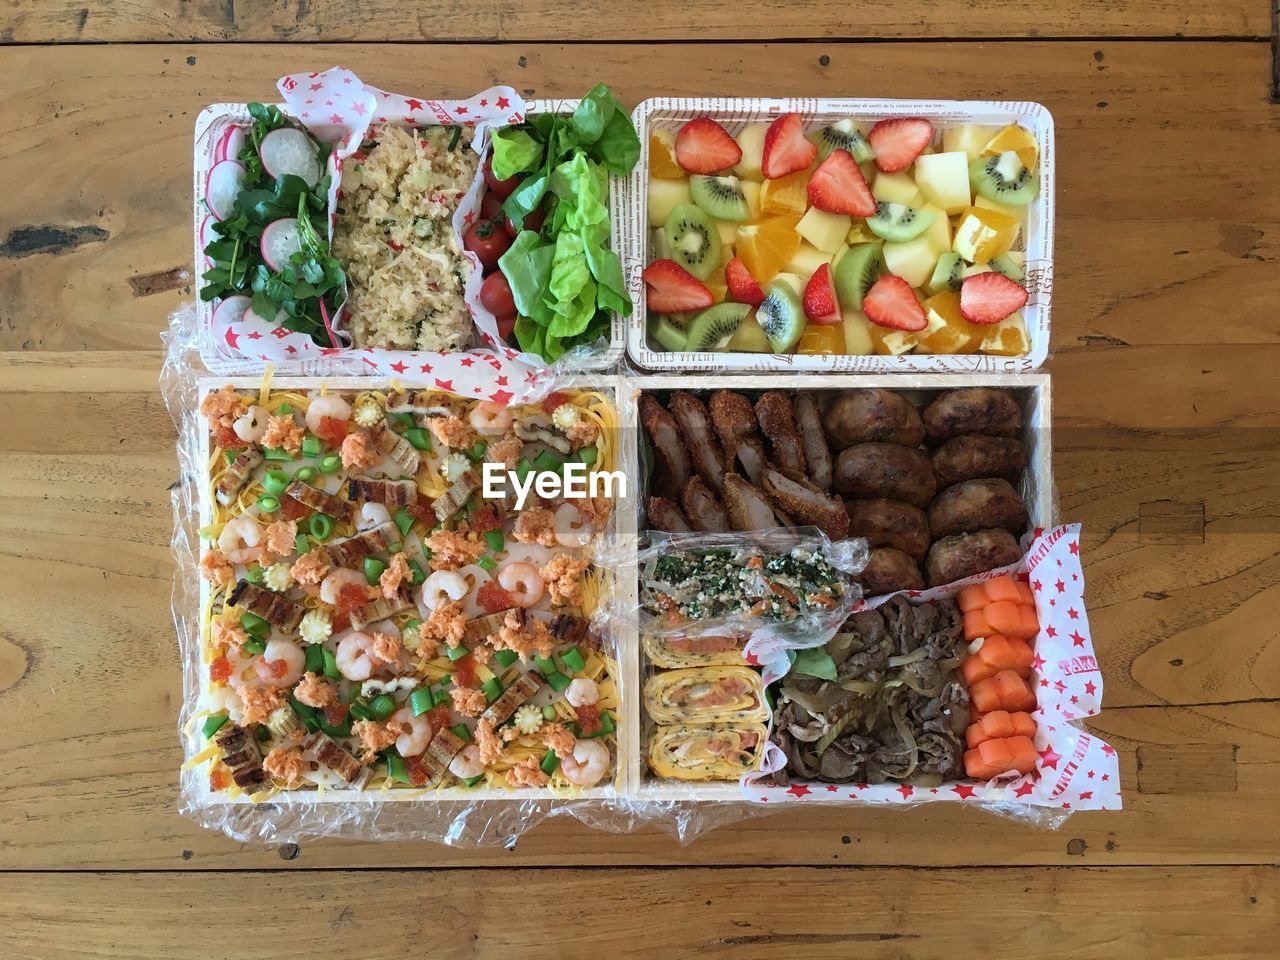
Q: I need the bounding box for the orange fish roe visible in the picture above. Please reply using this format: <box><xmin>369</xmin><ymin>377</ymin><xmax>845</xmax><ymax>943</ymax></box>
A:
<box><xmin>506</xmin><ymin>755</ymin><xmax>550</xmax><ymax>788</ymax></box>
<box><xmin>426</xmin><ymin>704</ymin><xmax>452</xmax><ymax>735</ymax></box>
<box><xmin>539</xmin><ymin>554</ymin><xmax>589</xmax><ymax>608</ymax></box>
<box><xmin>209</xmin><ymin>767</ymin><xmax>231</xmax><ymax>791</ymax></box>
<box><xmin>261</xmin><ymin>414</ymin><xmax>305</xmax><ymax>455</ymax></box>
<box><xmin>209</xmin><ymin>655</ymin><xmax>233</xmax><ymax>683</ymax></box>
<box><xmin>322</xmin><ymin>702</ymin><xmax>350</xmax><ymax>727</ymax></box>
<box><xmin>451</xmin><ymin>653</ymin><xmax>479</xmax><ymax>688</ymax></box>
<box><xmin>340</xmin><ymin>428</ymin><xmax>381</xmax><ymax>472</ymax></box>
<box><xmin>450</xmin><ymin>686</ymin><xmax>488</xmax><ymax>718</ymax></box>
<box><xmin>314</xmin><ymin>415</ymin><xmax>349</xmax><ymax>448</ymax></box>
<box><xmin>200</xmin><ymin>549</ymin><xmax>236</xmax><ymax>587</ymax></box>
<box><xmin>475</xmin><ymin>581</ymin><xmax>514</xmax><ymax>613</ymax></box>
<box><xmin>575</xmin><ymin>704</ymin><xmax>602</xmax><ymax>736</ymax></box>
<box><xmin>512</xmin><ymin>507</ymin><xmax>558</xmax><ymax>547</ymax></box>
<box><xmin>425</xmin><ymin>529</ymin><xmax>485</xmax><ymax>571</ymax></box>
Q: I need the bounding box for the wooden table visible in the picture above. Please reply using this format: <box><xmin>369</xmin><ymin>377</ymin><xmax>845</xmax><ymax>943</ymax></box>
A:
<box><xmin>1</xmin><ymin>3</ymin><xmax>1277</xmax><ymax>957</ymax></box>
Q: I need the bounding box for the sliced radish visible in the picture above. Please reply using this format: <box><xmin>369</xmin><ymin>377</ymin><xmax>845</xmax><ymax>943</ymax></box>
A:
<box><xmin>211</xmin><ymin>295</ymin><xmax>251</xmax><ymax>333</ymax></box>
<box><xmin>246</xmin><ymin>305</ymin><xmax>288</xmax><ymax>327</ymax></box>
<box><xmin>199</xmin><ymin>215</ymin><xmax>218</xmax><ymax>265</ymax></box>
<box><xmin>260</xmin><ymin>218</ymin><xmax>302</xmax><ymax>271</ymax></box>
<box><xmin>205</xmin><ymin>160</ymin><xmax>245</xmax><ymax>222</ymax></box>
<box><xmin>220</xmin><ymin>126</ymin><xmax>246</xmax><ymax>163</ymax></box>
<box><xmin>260</xmin><ymin>127</ymin><xmax>321</xmax><ymax>188</ymax></box>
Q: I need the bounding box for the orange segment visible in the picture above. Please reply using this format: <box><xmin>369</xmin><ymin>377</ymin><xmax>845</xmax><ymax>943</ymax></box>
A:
<box><xmin>735</xmin><ymin>215</ymin><xmax>801</xmax><ymax>284</ymax></box>
<box><xmin>648</xmin><ymin>130</ymin><xmax>686</xmax><ymax>180</ymax></box>
<box><xmin>981</xmin><ymin>124</ymin><xmax>1039</xmax><ymax>170</ymax></box>
<box><xmin>759</xmin><ymin>168</ymin><xmax>812</xmax><ymax>215</ymax></box>
<box><xmin>978</xmin><ymin>312</ymin><xmax>1031</xmax><ymax>356</ymax></box>
<box><xmin>796</xmin><ymin>323</ymin><xmax>844</xmax><ymax>355</ymax></box>
<box><xmin>917</xmin><ymin>291</ymin><xmax>986</xmax><ymax>354</ymax></box>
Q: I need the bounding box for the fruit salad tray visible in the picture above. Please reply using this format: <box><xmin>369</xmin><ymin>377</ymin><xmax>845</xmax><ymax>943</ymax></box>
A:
<box><xmin>623</xmin><ymin>98</ymin><xmax>1054</xmax><ymax>374</ymax></box>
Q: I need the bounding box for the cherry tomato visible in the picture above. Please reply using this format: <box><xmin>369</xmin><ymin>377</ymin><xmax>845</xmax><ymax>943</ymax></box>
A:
<box><xmin>497</xmin><ymin>314</ymin><xmax>517</xmax><ymax>343</ymax></box>
<box><xmin>464</xmin><ymin>217</ymin><xmax>514</xmax><ymax>272</ymax></box>
<box><xmin>479</xmin><ymin>269</ymin><xmax>517</xmax><ymax>319</ymax></box>
<box><xmin>504</xmin><ymin>202</ymin><xmax>547</xmax><ymax>239</ymax></box>
<box><xmin>484</xmin><ymin>155</ymin><xmax>520</xmax><ymax>198</ymax></box>
<box><xmin>479</xmin><ymin>190</ymin><xmax>502</xmax><ymax>221</ymax></box>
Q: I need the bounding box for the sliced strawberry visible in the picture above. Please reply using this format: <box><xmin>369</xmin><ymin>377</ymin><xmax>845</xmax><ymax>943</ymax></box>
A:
<box><xmin>867</xmin><ymin>117</ymin><xmax>934</xmax><ymax>173</ymax></box>
<box><xmin>807</xmin><ymin>149</ymin><xmax>876</xmax><ymax>217</ymax></box>
<box><xmin>725</xmin><ymin>257</ymin><xmax>765</xmax><ymax>307</ymax></box>
<box><xmin>802</xmin><ymin>263</ymin><xmax>842</xmax><ymax>325</ymax></box>
<box><xmin>960</xmin><ymin>271</ymin><xmax>1029</xmax><ymax>325</ymax></box>
<box><xmin>674</xmin><ymin>118</ymin><xmax>742</xmax><ymax>174</ymax></box>
<box><xmin>862</xmin><ymin>274</ymin><xmax>927</xmax><ymax>331</ymax></box>
<box><xmin>762</xmin><ymin>112</ymin><xmax>818</xmax><ymax>180</ymax></box>
<box><xmin>643</xmin><ymin>259</ymin><xmax>715</xmax><ymax>313</ymax></box>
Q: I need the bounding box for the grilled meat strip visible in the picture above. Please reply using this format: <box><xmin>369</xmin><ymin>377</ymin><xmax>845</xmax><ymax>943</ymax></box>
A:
<box><xmin>646</xmin><ymin>496</ymin><xmax>690</xmax><ymax>532</ymax></box>
<box><xmin>761</xmin><ymin>465</ymin><xmax>850</xmax><ymax>540</ymax></box>
<box><xmin>386</xmin><ymin>390</ymin><xmax>459</xmax><ymax>418</ymax></box>
<box><xmin>721</xmin><ymin>473</ymin><xmax>784</xmax><ymax>531</ymax></box>
<box><xmin>640</xmin><ymin>395</ymin><xmax>690</xmax><ymax>498</ymax></box>
<box><xmin>464</xmin><ymin>607</ymin><xmax>523</xmax><ymax>647</ymax></box>
<box><xmin>286</xmin><ymin>479</ymin><xmax>353</xmax><ymax>522</ymax></box>
<box><xmin>346</xmin><ymin>476</ymin><xmax>419</xmax><ymax>508</ymax></box>
<box><xmin>321</xmin><ymin>521</ymin><xmax>400</xmax><ymax>568</ymax></box>
<box><xmin>794</xmin><ymin>392</ymin><xmax>833</xmax><ymax>492</ymax></box>
<box><xmin>349</xmin><ymin>586</ymin><xmax>415</xmax><ymax>630</ymax></box>
<box><xmin>755</xmin><ymin>391</ymin><xmax>808</xmax><ymax>482</ymax></box>
<box><xmin>304</xmin><ymin>732</ymin><xmax>369</xmax><ymax>786</ymax></box>
<box><xmin>371</xmin><ymin>422</ymin><xmax>422</xmax><ymax>475</ymax></box>
<box><xmin>681</xmin><ymin>477</ymin><xmax>730</xmax><ymax>532</ymax></box>
<box><xmin>549</xmin><ymin>613</ymin><xmax>590</xmax><ymax>647</ymax></box>
<box><xmin>227</xmin><ymin>580</ymin><xmax>305</xmax><ymax>632</ymax></box>
<box><xmin>420</xmin><ymin>729</ymin><xmax>467</xmax><ymax>786</ymax></box>
<box><xmin>214</xmin><ymin>723</ymin><xmax>269</xmax><ymax>790</ymax></box>
<box><xmin>481</xmin><ymin>674</ymin><xmax>542</xmax><ymax>728</ymax></box>
<box><xmin>434</xmin><ymin>470</ymin><xmax>480</xmax><ymax>521</ymax></box>
<box><xmin>216</xmin><ymin>449</ymin><xmax>264</xmax><ymax>506</ymax></box>
<box><xmin>669</xmin><ymin>391</ymin><xmax>726</xmax><ymax>493</ymax></box>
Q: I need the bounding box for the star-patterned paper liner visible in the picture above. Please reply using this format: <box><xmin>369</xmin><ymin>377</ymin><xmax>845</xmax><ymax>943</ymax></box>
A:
<box><xmin>740</xmin><ymin>524</ymin><xmax>1121</xmax><ymax>814</ymax></box>
<box><xmin>197</xmin><ymin>67</ymin><xmax>612</xmax><ymax>405</ymax></box>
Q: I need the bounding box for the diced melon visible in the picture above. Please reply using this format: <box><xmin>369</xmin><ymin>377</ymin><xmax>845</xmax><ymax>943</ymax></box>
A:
<box><xmin>913</xmin><ymin>151</ymin><xmax>972</xmax><ymax>214</ymax></box>
<box><xmin>1003</xmin><ymin>250</ymin><xmax>1026</xmax><ymax>269</ymax></box>
<box><xmin>648</xmin><ymin>179</ymin><xmax>691</xmax><ymax>228</ymax></box>
<box><xmin>842</xmin><ymin>311</ymin><xmax>874</xmax><ymax>355</ymax></box>
<box><xmin>796</xmin><ymin>207</ymin><xmax>851</xmax><ymax>255</ymax></box>
<box><xmin>727</xmin><ymin>312</ymin><xmax>771</xmax><ymax>352</ymax></box>
<box><xmin>741</xmin><ymin>180</ymin><xmax>762</xmax><ymax>219</ymax></box>
<box><xmin>883</xmin><ymin>236</ymin><xmax>938</xmax><ymax>289</ymax></box>
<box><xmin>653</xmin><ymin>226</ymin><xmax>672</xmax><ymax>260</ymax></box>
<box><xmin>846</xmin><ymin>221</ymin><xmax>877</xmax><ymax>245</ymax></box>
<box><xmin>773</xmin><ymin>272</ymin><xmax>803</xmax><ymax>296</ymax></box>
<box><xmin>942</xmin><ymin>124</ymin><xmax>999</xmax><ymax>161</ymax></box>
<box><xmin>716</xmin><ymin>220</ymin><xmax>738</xmax><ymax>249</ymax></box>
<box><xmin>974</xmin><ymin>193</ymin><xmax>1024</xmax><ymax>222</ymax></box>
<box><xmin>920</xmin><ymin>203</ymin><xmax>952</xmax><ymax>254</ymax></box>
<box><xmin>963</xmin><ymin>263</ymin><xmax>993</xmax><ymax>278</ymax></box>
<box><xmin>734</xmin><ymin>124</ymin><xmax>768</xmax><ymax>181</ymax></box>
<box><xmin>979</xmin><ymin>312</ymin><xmax>1032</xmax><ymax>356</ymax></box>
<box><xmin>872</xmin><ymin>171</ymin><xmax>923</xmax><ymax>207</ymax></box>
<box><xmin>785</xmin><ymin>242</ymin><xmax>834</xmax><ymax>280</ymax></box>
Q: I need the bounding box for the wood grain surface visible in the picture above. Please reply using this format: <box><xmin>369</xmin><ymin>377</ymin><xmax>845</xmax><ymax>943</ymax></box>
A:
<box><xmin>0</xmin><ymin>12</ymin><xmax>1277</xmax><ymax>960</ymax></box>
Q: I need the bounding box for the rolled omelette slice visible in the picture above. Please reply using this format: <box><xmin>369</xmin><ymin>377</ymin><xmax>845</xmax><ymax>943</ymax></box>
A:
<box><xmin>648</xmin><ymin>723</ymin><xmax>768</xmax><ymax>781</ymax></box>
<box><xmin>643</xmin><ymin>631</ymin><xmax>749</xmax><ymax>669</ymax></box>
<box><xmin>643</xmin><ymin>665</ymin><xmax>769</xmax><ymax>725</ymax></box>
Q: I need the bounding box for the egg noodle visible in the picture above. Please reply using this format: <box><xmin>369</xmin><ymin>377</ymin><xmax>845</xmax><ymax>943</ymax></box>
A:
<box><xmin>196</xmin><ymin>384</ymin><xmax>621</xmax><ymax>799</ymax></box>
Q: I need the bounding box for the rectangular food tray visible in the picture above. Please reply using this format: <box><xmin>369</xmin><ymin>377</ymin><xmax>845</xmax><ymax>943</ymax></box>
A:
<box><xmin>622</xmin><ymin>97</ymin><xmax>1054</xmax><ymax>375</ymax></box>
<box><xmin>617</xmin><ymin>372</ymin><xmax>1053</xmax><ymax>801</ymax></box>
<box><xmin>192</xmin><ymin>100</ymin><xmax>626</xmax><ymax>378</ymax></box>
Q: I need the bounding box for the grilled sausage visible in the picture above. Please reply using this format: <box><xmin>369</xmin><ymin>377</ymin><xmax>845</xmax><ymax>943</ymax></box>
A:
<box><xmin>928</xmin><ymin>478</ymin><xmax>1028</xmax><ymax>539</ymax></box>
<box><xmin>834</xmin><ymin>442</ymin><xmax>937</xmax><ymax>507</ymax></box>
<box><xmin>922</xmin><ymin>388</ymin><xmax>1022</xmax><ymax>443</ymax></box>
<box><xmin>845</xmin><ymin>498</ymin><xmax>930</xmax><ymax>560</ymax></box>
<box><xmin>855</xmin><ymin>548</ymin><xmax>926</xmax><ymax>596</ymax></box>
<box><xmin>925</xmin><ymin>528</ymin><xmax>1023</xmax><ymax>586</ymax></box>
<box><xmin>930</xmin><ymin>435</ymin><xmax>1027</xmax><ymax>489</ymax></box>
<box><xmin>822</xmin><ymin>388</ymin><xmax>925</xmax><ymax>449</ymax></box>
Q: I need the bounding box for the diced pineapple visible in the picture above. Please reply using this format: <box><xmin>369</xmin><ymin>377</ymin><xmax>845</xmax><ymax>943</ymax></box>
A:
<box><xmin>648</xmin><ymin>179</ymin><xmax>691</xmax><ymax>228</ymax></box>
<box><xmin>913</xmin><ymin>151</ymin><xmax>972</xmax><ymax>214</ymax></box>
<box><xmin>741</xmin><ymin>180</ymin><xmax>762</xmax><ymax>219</ymax></box>
<box><xmin>796</xmin><ymin>207</ymin><xmax>851</xmax><ymax>254</ymax></box>
<box><xmin>842</xmin><ymin>311</ymin><xmax>875</xmax><ymax>355</ymax></box>
<box><xmin>846</xmin><ymin>220</ymin><xmax>877</xmax><ymax>245</ymax></box>
<box><xmin>952</xmin><ymin>207</ymin><xmax>1019</xmax><ymax>264</ymax></box>
<box><xmin>872</xmin><ymin>171</ymin><xmax>923</xmax><ymax>207</ymax></box>
<box><xmin>727</xmin><ymin>312</ymin><xmax>771</xmax><ymax>352</ymax></box>
<box><xmin>942</xmin><ymin>124</ymin><xmax>999</xmax><ymax>161</ymax></box>
<box><xmin>734</xmin><ymin>124</ymin><xmax>769</xmax><ymax>181</ymax></box>
<box><xmin>716</xmin><ymin>220</ymin><xmax>738</xmax><ymax>249</ymax></box>
<box><xmin>785</xmin><ymin>242</ymin><xmax>834</xmax><ymax>280</ymax></box>
<box><xmin>974</xmin><ymin>193</ymin><xmax>1023</xmax><ymax>221</ymax></box>
<box><xmin>705</xmin><ymin>265</ymin><xmax>728</xmax><ymax>303</ymax></box>
<box><xmin>920</xmin><ymin>203</ymin><xmax>952</xmax><ymax>254</ymax></box>
<box><xmin>883</xmin><ymin>236</ymin><xmax>938</xmax><ymax>289</ymax></box>
<box><xmin>979</xmin><ymin>311</ymin><xmax>1032</xmax><ymax>356</ymax></box>
<box><xmin>773</xmin><ymin>272</ymin><xmax>803</xmax><ymax>296</ymax></box>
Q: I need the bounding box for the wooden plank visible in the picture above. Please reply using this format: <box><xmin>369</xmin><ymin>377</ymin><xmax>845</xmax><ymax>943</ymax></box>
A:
<box><xmin>1</xmin><ymin>867</ymin><xmax>1274</xmax><ymax>959</ymax></box>
<box><xmin>0</xmin><ymin>346</ymin><xmax>1276</xmax><ymax>869</ymax></box>
<box><xmin>0</xmin><ymin>41</ymin><xmax>1277</xmax><ymax>354</ymax></box>
<box><xmin>0</xmin><ymin>1</ymin><xmax>1269</xmax><ymax>43</ymax></box>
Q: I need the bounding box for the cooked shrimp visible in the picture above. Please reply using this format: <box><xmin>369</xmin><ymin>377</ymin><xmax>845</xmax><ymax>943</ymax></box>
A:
<box><xmin>359</xmin><ymin>502</ymin><xmax>392</xmax><ymax>530</ymax></box>
<box><xmin>335</xmin><ymin>629</ymin><xmax>380</xmax><ymax>681</ymax></box>
<box><xmin>553</xmin><ymin>502</ymin><xmax>592</xmax><ymax>547</ymax></box>
<box><xmin>306</xmin><ymin>393</ymin><xmax>352</xmax><ymax>434</ymax></box>
<box><xmin>255</xmin><ymin>638</ymin><xmax>306</xmax><ymax>687</ymax></box>
<box><xmin>233</xmin><ymin>405</ymin><xmax>270</xmax><ymax>443</ymax></box>
<box><xmin>218</xmin><ymin>514</ymin><xmax>264</xmax><ymax>564</ymax></box>
<box><xmin>419</xmin><ymin>570</ymin><xmax>468</xmax><ymax>611</ymax></box>
<box><xmin>320</xmin><ymin>567</ymin><xmax>368</xmax><ymax>605</ymax></box>
<box><xmin>390</xmin><ymin>706</ymin><xmax>433</xmax><ymax>757</ymax></box>
<box><xmin>497</xmin><ymin>562</ymin><xmax>544</xmax><ymax>608</ymax></box>
<box><xmin>449</xmin><ymin>744</ymin><xmax>485</xmax><ymax>779</ymax></box>
<box><xmin>559</xmin><ymin>739</ymin><xmax>610</xmax><ymax>787</ymax></box>
<box><xmin>564</xmin><ymin>677</ymin><xmax>599</xmax><ymax>708</ymax></box>
<box><xmin>469</xmin><ymin>401</ymin><xmax>512</xmax><ymax>436</ymax></box>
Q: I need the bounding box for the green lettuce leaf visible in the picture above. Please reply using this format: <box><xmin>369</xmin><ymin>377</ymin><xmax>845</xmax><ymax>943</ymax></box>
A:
<box><xmin>497</xmin><ymin>230</ymin><xmax>555</xmax><ymax>318</ymax></box>
<box><xmin>490</xmin><ymin>128</ymin><xmax>543</xmax><ymax>181</ymax></box>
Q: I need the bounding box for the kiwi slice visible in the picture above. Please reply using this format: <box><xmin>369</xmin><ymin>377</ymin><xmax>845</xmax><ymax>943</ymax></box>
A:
<box><xmin>832</xmin><ymin>242</ymin><xmax>886</xmax><ymax>311</ymax></box>
<box><xmin>649</xmin><ymin>315</ymin><xmax>689</xmax><ymax>352</ymax></box>
<box><xmin>684</xmin><ymin>302</ymin><xmax>750</xmax><ymax>351</ymax></box>
<box><xmin>689</xmin><ymin>175</ymin><xmax>750</xmax><ymax>222</ymax></box>
<box><xmin>664</xmin><ymin>202</ymin><xmax>721</xmax><ymax>281</ymax></box>
<box><xmin>817</xmin><ymin>118</ymin><xmax>875</xmax><ymax>163</ymax></box>
<box><xmin>755</xmin><ymin>280</ymin><xmax>805</xmax><ymax>353</ymax></box>
<box><xmin>990</xmin><ymin>252</ymin><xmax>1026</xmax><ymax>283</ymax></box>
<box><xmin>925</xmin><ymin>252</ymin><xmax>964</xmax><ymax>295</ymax></box>
<box><xmin>865</xmin><ymin>202</ymin><xmax>936</xmax><ymax>243</ymax></box>
<box><xmin>970</xmin><ymin>151</ymin><xmax>1038</xmax><ymax>206</ymax></box>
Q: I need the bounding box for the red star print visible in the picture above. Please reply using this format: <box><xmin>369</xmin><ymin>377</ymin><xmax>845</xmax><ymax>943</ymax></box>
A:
<box><xmin>1072</xmin><ymin>573</ymin><xmax>1079</xmax><ymax>581</ymax></box>
<box><xmin>1102</xmin><ymin>744</ymin><xmax>1116</xmax><ymax>757</ymax></box>
<box><xmin>489</xmin><ymin>389</ymin><xmax>513</xmax><ymax>405</ymax></box>
<box><xmin>324</xmin><ymin>99</ymin><xmax>333</xmax><ymax>106</ymax></box>
<box><xmin>479</xmin><ymin>98</ymin><xmax>488</xmax><ymax>107</ymax></box>
<box><xmin>743</xmin><ymin>651</ymin><xmax>760</xmax><ymax>667</ymax></box>
<box><xmin>1053</xmin><ymin>680</ymin><xmax>1066</xmax><ymax>693</ymax></box>
<box><xmin>897</xmin><ymin>785</ymin><xmax>913</xmax><ymax>799</ymax></box>
<box><xmin>246</xmin><ymin>331</ymin><xmax>262</xmax><ymax>340</ymax></box>
<box><xmin>1061</xmin><ymin>802</ymin><xmax>1071</xmax><ymax>809</ymax></box>
<box><xmin>405</xmin><ymin>98</ymin><xmax>424</xmax><ymax>111</ymax></box>
<box><xmin>1070</xmin><ymin>630</ymin><xmax>1086</xmax><ymax>647</ymax></box>
<box><xmin>952</xmin><ymin>785</ymin><xmax>975</xmax><ymax>799</ymax></box>
<box><xmin>353</xmin><ymin>102</ymin><xmax>366</xmax><ymax>116</ymax></box>
<box><xmin>1078</xmin><ymin>790</ymin><xmax>1093</xmax><ymax>800</ymax></box>
<box><xmin>1038</xmin><ymin>747</ymin><xmax>1062</xmax><ymax>770</ymax></box>
<box><xmin>786</xmin><ymin>784</ymin><xmax>811</xmax><ymax>798</ymax></box>
<box><xmin>1045</xmin><ymin>625</ymin><xmax>1057</xmax><ymax>638</ymax></box>
<box><xmin>460</xmin><ymin>357</ymin><xmax>475</xmax><ymax>367</ymax></box>
<box><xmin>329</xmin><ymin>113</ymin><xmax>343</xmax><ymax>124</ymax></box>
<box><xmin>1084</xmin><ymin>680</ymin><xmax>1097</xmax><ymax>696</ymax></box>
<box><xmin>1040</xmin><ymin>678</ymin><xmax>1049</xmax><ymax>688</ymax></box>
<box><xmin>826</xmin><ymin>785</ymin><xmax>838</xmax><ymax>793</ymax></box>
<box><xmin>342</xmin><ymin>76</ymin><xmax>352</xmax><ymax>85</ymax></box>
<box><xmin>496</xmin><ymin>96</ymin><xmax>510</xmax><ymax>109</ymax></box>
<box><xmin>1070</xmin><ymin>695</ymin><xmax>1079</xmax><ymax>704</ymax></box>
<box><xmin>1101</xmin><ymin>773</ymin><xmax>1110</xmax><ymax>781</ymax></box>
<box><xmin>496</xmin><ymin>376</ymin><xmax>508</xmax><ymax>387</ymax></box>
<box><xmin>225</xmin><ymin>329</ymin><xmax>240</xmax><ymax>349</ymax></box>
<box><xmin>1014</xmin><ymin>780</ymin><xmax>1035</xmax><ymax>797</ymax></box>
<box><xmin>907</xmin><ymin>590</ymin><xmax>921</xmax><ymax>598</ymax></box>
<box><xmin>1048</xmin><ymin>598</ymin><xmax>1056</xmax><ymax>607</ymax></box>
<box><xmin>455</xmin><ymin>106</ymin><xmax>469</xmax><ymax>115</ymax></box>
<box><xmin>285</xmin><ymin>344</ymin><xmax>297</xmax><ymax>354</ymax></box>
<box><xmin>310</xmin><ymin>82</ymin><xmax>323</xmax><ymax>92</ymax></box>
<box><xmin>1055</xmin><ymin>579</ymin><xmax>1066</xmax><ymax>593</ymax></box>
<box><xmin>1086</xmin><ymin>770</ymin><xmax>1095</xmax><ymax>779</ymax></box>
<box><xmin>1032</xmin><ymin>579</ymin><xmax>1042</xmax><ymax>592</ymax></box>
<box><xmin>1032</xmin><ymin>652</ymin><xmax>1047</xmax><ymax>671</ymax></box>
<box><xmin>389</xmin><ymin>361</ymin><xmax>407</xmax><ymax>374</ymax></box>
<box><xmin>419</xmin><ymin>363</ymin><xmax>433</xmax><ymax>374</ymax></box>
<box><xmin>1067</xmin><ymin>607</ymin><xmax>1080</xmax><ymax>620</ymax></box>
<box><xmin>319</xmin><ymin>347</ymin><xmax>342</xmax><ymax>357</ymax></box>
<box><xmin>854</xmin><ymin>783</ymin><xmax>869</xmax><ymax>791</ymax></box>
<box><xmin>270</xmin><ymin>326</ymin><xmax>289</xmax><ymax>339</ymax></box>
<box><xmin>434</xmin><ymin>378</ymin><xmax>454</xmax><ymax>392</ymax></box>
<box><xmin>1069</xmin><ymin>540</ymin><xmax>1079</xmax><ymax>555</ymax></box>
<box><xmin>471</xmin><ymin>386</ymin><xmax>482</xmax><ymax>394</ymax></box>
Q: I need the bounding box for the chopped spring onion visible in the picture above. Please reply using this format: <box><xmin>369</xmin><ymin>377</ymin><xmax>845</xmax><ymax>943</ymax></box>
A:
<box><xmin>257</xmin><ymin>727</ymin><xmax>271</xmax><ymax>742</ymax></box>
<box><xmin>533</xmin><ymin>655</ymin><xmax>557</xmax><ymax>676</ymax></box>
<box><xmin>364</xmin><ymin>557</ymin><xmax>386</xmax><ymax>585</ymax></box>
<box><xmin>560</xmin><ymin>647</ymin><xmax>586</xmax><ymax>673</ymax></box>
<box><xmin>451</xmin><ymin>723</ymin><xmax>471</xmax><ymax>742</ymax></box>
<box><xmin>541</xmin><ymin>705</ymin><xmax>556</xmax><ymax>721</ymax></box>
<box><xmin>317</xmin><ymin>716</ymin><xmax>351</xmax><ymax>738</ymax></box>
<box><xmin>295</xmin><ymin>466</ymin><xmax>316</xmax><ymax>482</ymax></box>
<box><xmin>262</xmin><ymin>469</ymin><xmax>290</xmax><ymax>495</ymax></box>
<box><xmin>516</xmin><ymin>458</ymin><xmax>533</xmax><ymax>485</ymax></box>
<box><xmin>387</xmin><ymin>540</ymin><xmax>404</xmax><ymax>555</ymax></box>
<box><xmin>263</xmin><ymin>447</ymin><xmax>293</xmax><ymax>462</ymax></box>
<box><xmin>348</xmin><ymin>701</ymin><xmax>373</xmax><ymax>722</ymax></box>
<box><xmin>202</xmin><ymin>713</ymin><xmax>229</xmax><ymax>738</ymax></box>
<box><xmin>240</xmin><ymin>612</ymin><xmax>269</xmax><ymax>635</ymax></box>
<box><xmin>294</xmin><ymin>532</ymin><xmax>311</xmax><ymax>555</ymax></box>
<box><xmin>482</xmin><ymin>677</ymin><xmax>504</xmax><ymax>703</ymax></box>
<box><xmin>477</xmin><ymin>556</ymin><xmax>496</xmax><ymax>571</ymax></box>
<box><xmin>394</xmin><ymin>508</ymin><xmax>414</xmax><ymax>538</ymax></box>
<box><xmin>492</xmin><ymin>649</ymin><xmax>519</xmax><ymax>669</ymax></box>
<box><xmin>448</xmin><ymin>125</ymin><xmax>462</xmax><ymax>150</ymax></box>
<box><xmin>224</xmin><ymin>450</ymin><xmax>237</xmax><ymax>464</ymax></box>
<box><xmin>409</xmin><ymin>687</ymin><xmax>435</xmax><ymax>716</ymax></box>
<box><xmin>392</xmin><ymin>412</ymin><xmax>416</xmax><ymax>429</ymax></box>
<box><xmin>301</xmin><ymin>434</ymin><xmax>322</xmax><ymax>459</ymax></box>
<box><xmin>318</xmin><ymin>453</ymin><xmax>342</xmax><ymax>474</ymax></box>
<box><xmin>543</xmin><ymin>670</ymin><xmax>571</xmax><ymax>693</ymax></box>
<box><xmin>198</xmin><ymin>525</ymin><xmax>216</xmax><ymax>540</ymax></box>
<box><xmin>404</xmin><ymin>427</ymin><xmax>432</xmax><ymax>451</ymax></box>
<box><xmin>460</xmin><ymin>774</ymin><xmax>483</xmax><ymax>787</ymax></box>
<box><xmin>576</xmin><ymin>711</ymin><xmax>616</xmax><ymax>739</ymax></box>
<box><xmin>322</xmin><ymin>646</ymin><xmax>339</xmax><ymax>680</ymax></box>
<box><xmin>278</xmin><ymin>403</ymin><xmax>294</xmax><ymax>415</ymax></box>
<box><xmin>304</xmin><ymin>643</ymin><xmax>324</xmax><ymax>674</ymax></box>
<box><xmin>308</xmin><ymin>513</ymin><xmax>334</xmax><ymax>541</ymax></box>
<box><xmin>367</xmin><ymin>694</ymin><xmax>397</xmax><ymax>720</ymax></box>
<box><xmin>465</xmin><ymin>440</ymin><xmax>488</xmax><ymax>462</ymax></box>
<box><xmin>257</xmin><ymin>494</ymin><xmax>280</xmax><ymax>513</ymax></box>
<box><xmin>578</xmin><ymin>444</ymin><xmax>598</xmax><ymax>467</ymax></box>
<box><xmin>446</xmin><ymin>643</ymin><xmax>470</xmax><ymax>661</ymax></box>
<box><xmin>385</xmin><ymin>752</ymin><xmax>410</xmax><ymax>784</ymax></box>
<box><xmin>244</xmin><ymin>564</ymin><xmax>265</xmax><ymax>585</ymax></box>
<box><xmin>483</xmin><ymin>529</ymin><xmax>504</xmax><ymax>552</ymax></box>
<box><xmin>540</xmin><ymin>749</ymin><xmax>559</xmax><ymax>775</ymax></box>
<box><xmin>408</xmin><ymin>559</ymin><xmax>426</xmax><ymax>586</ymax></box>
<box><xmin>532</xmin><ymin>449</ymin><xmax>563</xmax><ymax>473</ymax></box>
<box><xmin>289</xmin><ymin>696</ymin><xmax>320</xmax><ymax>733</ymax></box>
